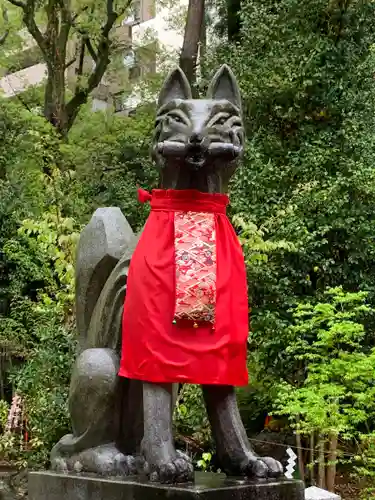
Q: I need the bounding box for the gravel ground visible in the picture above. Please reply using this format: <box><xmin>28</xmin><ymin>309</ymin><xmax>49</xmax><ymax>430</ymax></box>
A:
<box><xmin>0</xmin><ymin>469</ymin><xmax>27</xmax><ymax>500</ymax></box>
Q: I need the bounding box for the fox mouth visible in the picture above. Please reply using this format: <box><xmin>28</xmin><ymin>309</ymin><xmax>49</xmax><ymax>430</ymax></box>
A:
<box><xmin>185</xmin><ymin>144</ymin><xmax>207</xmax><ymax>168</ymax></box>
<box><xmin>185</xmin><ymin>153</ymin><xmax>205</xmax><ymax>169</ymax></box>
<box><xmin>156</xmin><ymin>141</ymin><xmax>242</xmax><ymax>166</ymax></box>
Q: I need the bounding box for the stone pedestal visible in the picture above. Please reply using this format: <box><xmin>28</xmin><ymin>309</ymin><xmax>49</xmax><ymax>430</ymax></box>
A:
<box><xmin>305</xmin><ymin>486</ymin><xmax>341</xmax><ymax>500</ymax></box>
<box><xmin>28</xmin><ymin>471</ymin><xmax>304</xmax><ymax>500</ymax></box>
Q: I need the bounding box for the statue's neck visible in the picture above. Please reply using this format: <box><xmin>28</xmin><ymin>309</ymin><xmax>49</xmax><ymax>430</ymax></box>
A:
<box><xmin>158</xmin><ymin>161</ymin><xmax>235</xmax><ymax>194</ymax></box>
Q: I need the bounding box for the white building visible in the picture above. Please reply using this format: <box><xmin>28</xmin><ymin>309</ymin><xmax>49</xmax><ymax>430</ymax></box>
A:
<box><xmin>0</xmin><ymin>0</ymin><xmax>187</xmax><ymax>112</ymax></box>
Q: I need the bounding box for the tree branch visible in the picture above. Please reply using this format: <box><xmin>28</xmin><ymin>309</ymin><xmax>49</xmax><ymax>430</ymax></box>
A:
<box><xmin>85</xmin><ymin>38</ymin><xmax>98</xmax><ymax>62</ymax></box>
<box><xmin>0</xmin><ymin>6</ymin><xmax>9</xmax><ymax>45</ymax></box>
<box><xmin>104</xmin><ymin>0</ymin><xmax>133</xmax><ymax>35</ymax></box>
<box><xmin>72</xmin><ymin>0</ymin><xmax>132</xmax><ymax>55</ymax></box>
<box><xmin>0</xmin><ymin>31</ymin><xmax>7</xmax><ymax>45</ymax></box>
<box><xmin>9</xmin><ymin>0</ymin><xmax>47</xmax><ymax>54</ymax></box>
<box><xmin>58</xmin><ymin>22</ymin><xmax>71</xmax><ymax>55</ymax></box>
<box><xmin>117</xmin><ymin>0</ymin><xmax>133</xmax><ymax>17</ymax></box>
<box><xmin>180</xmin><ymin>0</ymin><xmax>205</xmax><ymax>90</ymax></box>
<box><xmin>7</xmin><ymin>0</ymin><xmax>26</xmax><ymax>8</ymax></box>
<box><xmin>57</xmin><ymin>0</ymin><xmax>88</xmax><ymax>25</ymax></box>
<box><xmin>106</xmin><ymin>0</ymin><xmax>115</xmax><ymax>16</ymax></box>
<box><xmin>64</xmin><ymin>0</ymin><xmax>133</xmax><ymax>132</ymax></box>
<box><xmin>65</xmin><ymin>45</ymin><xmax>109</xmax><ymax>129</ymax></box>
<box><xmin>57</xmin><ymin>1</ymin><xmax>72</xmax><ymax>53</ymax></box>
<box><xmin>58</xmin><ymin>0</ymin><xmax>71</xmax><ymax>27</ymax></box>
<box><xmin>102</xmin><ymin>0</ymin><xmax>118</xmax><ymax>38</ymax></box>
<box><xmin>72</xmin><ymin>5</ymin><xmax>88</xmax><ymax>22</ymax></box>
<box><xmin>73</xmin><ymin>37</ymin><xmax>85</xmax><ymax>95</ymax></box>
<box><xmin>64</xmin><ymin>56</ymin><xmax>76</xmax><ymax>69</ymax></box>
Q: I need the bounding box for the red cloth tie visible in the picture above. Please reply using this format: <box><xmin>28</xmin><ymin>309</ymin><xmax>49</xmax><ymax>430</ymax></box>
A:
<box><xmin>137</xmin><ymin>188</ymin><xmax>152</xmax><ymax>203</ymax></box>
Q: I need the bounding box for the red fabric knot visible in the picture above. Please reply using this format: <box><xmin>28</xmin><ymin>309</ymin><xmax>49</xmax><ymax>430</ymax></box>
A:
<box><xmin>137</xmin><ymin>188</ymin><xmax>152</xmax><ymax>204</ymax></box>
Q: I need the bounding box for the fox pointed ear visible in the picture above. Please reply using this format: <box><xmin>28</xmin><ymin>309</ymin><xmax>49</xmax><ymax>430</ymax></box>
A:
<box><xmin>158</xmin><ymin>68</ymin><xmax>192</xmax><ymax>107</ymax></box>
<box><xmin>207</xmin><ymin>64</ymin><xmax>242</xmax><ymax>110</ymax></box>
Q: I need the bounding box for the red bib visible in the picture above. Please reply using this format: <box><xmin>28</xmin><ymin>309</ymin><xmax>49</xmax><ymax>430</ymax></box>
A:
<box><xmin>119</xmin><ymin>189</ymin><xmax>249</xmax><ymax>386</ymax></box>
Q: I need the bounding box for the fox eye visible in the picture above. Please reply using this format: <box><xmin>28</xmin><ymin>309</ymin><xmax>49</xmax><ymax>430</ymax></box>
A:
<box><xmin>168</xmin><ymin>114</ymin><xmax>183</xmax><ymax>123</ymax></box>
<box><xmin>216</xmin><ymin>116</ymin><xmax>228</xmax><ymax>126</ymax></box>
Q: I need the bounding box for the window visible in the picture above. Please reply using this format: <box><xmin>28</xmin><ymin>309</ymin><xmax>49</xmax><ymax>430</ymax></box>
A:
<box><xmin>123</xmin><ymin>49</ymin><xmax>142</xmax><ymax>80</ymax></box>
<box><xmin>133</xmin><ymin>0</ymin><xmax>141</xmax><ymax>22</ymax></box>
<box><xmin>121</xmin><ymin>0</ymin><xmax>141</xmax><ymax>25</ymax></box>
<box><xmin>143</xmin><ymin>59</ymin><xmax>156</xmax><ymax>75</ymax></box>
<box><xmin>129</xmin><ymin>65</ymin><xmax>141</xmax><ymax>81</ymax></box>
<box><xmin>113</xmin><ymin>93</ymin><xmax>125</xmax><ymax>113</ymax></box>
<box><xmin>121</xmin><ymin>15</ymin><xmax>134</xmax><ymax>25</ymax></box>
<box><xmin>123</xmin><ymin>50</ymin><xmax>136</xmax><ymax>68</ymax></box>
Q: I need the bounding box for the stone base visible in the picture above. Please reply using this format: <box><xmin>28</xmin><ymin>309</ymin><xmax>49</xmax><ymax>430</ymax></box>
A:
<box><xmin>305</xmin><ymin>486</ymin><xmax>341</xmax><ymax>500</ymax></box>
<box><xmin>28</xmin><ymin>471</ymin><xmax>304</xmax><ymax>500</ymax></box>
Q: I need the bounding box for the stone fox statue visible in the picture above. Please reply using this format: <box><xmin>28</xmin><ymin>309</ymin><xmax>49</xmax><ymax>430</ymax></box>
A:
<box><xmin>51</xmin><ymin>65</ymin><xmax>283</xmax><ymax>484</ymax></box>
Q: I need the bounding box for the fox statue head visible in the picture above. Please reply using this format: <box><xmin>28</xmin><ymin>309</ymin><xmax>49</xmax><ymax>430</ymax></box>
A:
<box><xmin>152</xmin><ymin>65</ymin><xmax>245</xmax><ymax>193</ymax></box>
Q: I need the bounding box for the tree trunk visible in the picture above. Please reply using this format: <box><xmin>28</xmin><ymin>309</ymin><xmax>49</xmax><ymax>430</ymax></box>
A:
<box><xmin>8</xmin><ymin>0</ymin><xmax>132</xmax><ymax>137</ymax></box>
<box><xmin>199</xmin><ymin>8</ymin><xmax>207</xmax><ymax>79</ymax></box>
<box><xmin>310</xmin><ymin>432</ymin><xmax>315</xmax><ymax>485</ymax></box>
<box><xmin>317</xmin><ymin>437</ymin><xmax>326</xmax><ymax>489</ymax></box>
<box><xmin>0</xmin><ymin>351</ymin><xmax>4</xmax><ymax>400</ymax></box>
<box><xmin>295</xmin><ymin>428</ymin><xmax>305</xmax><ymax>480</ymax></box>
<box><xmin>179</xmin><ymin>0</ymin><xmax>205</xmax><ymax>91</ymax></box>
<box><xmin>44</xmin><ymin>64</ymin><xmax>68</xmax><ymax>135</ymax></box>
<box><xmin>226</xmin><ymin>0</ymin><xmax>241</xmax><ymax>42</ymax></box>
<box><xmin>326</xmin><ymin>434</ymin><xmax>338</xmax><ymax>492</ymax></box>
<box><xmin>42</xmin><ymin>0</ymin><xmax>68</xmax><ymax>136</ymax></box>
<box><xmin>0</xmin><ymin>6</ymin><xmax>9</xmax><ymax>45</ymax></box>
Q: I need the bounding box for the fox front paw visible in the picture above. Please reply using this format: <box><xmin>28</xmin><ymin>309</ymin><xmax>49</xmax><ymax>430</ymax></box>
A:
<box><xmin>141</xmin><ymin>451</ymin><xmax>194</xmax><ymax>484</ymax></box>
<box><xmin>241</xmin><ymin>455</ymin><xmax>284</xmax><ymax>478</ymax></box>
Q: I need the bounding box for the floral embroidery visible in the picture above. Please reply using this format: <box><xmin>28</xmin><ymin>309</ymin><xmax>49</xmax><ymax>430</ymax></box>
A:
<box><xmin>174</xmin><ymin>211</ymin><xmax>216</xmax><ymax>324</ymax></box>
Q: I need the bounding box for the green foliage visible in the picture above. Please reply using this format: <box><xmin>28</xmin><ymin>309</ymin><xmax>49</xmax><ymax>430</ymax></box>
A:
<box><xmin>0</xmin><ymin>93</ymin><xmax>158</xmax><ymax>467</ymax></box>
<box><xmin>65</xmin><ymin>105</ymin><xmax>158</xmax><ymax>230</ymax></box>
<box><xmin>0</xmin><ymin>99</ymin><xmax>63</xmax><ymax>356</ymax></box>
<box><xmin>0</xmin><ymin>195</ymin><xmax>78</xmax><ymax>465</ymax></box>
<box><xmin>0</xmin><ymin>400</ymin><xmax>9</xmax><ymax>432</ymax></box>
<box><xmin>274</xmin><ymin>287</ymin><xmax>375</xmax><ymax>437</ymax></box>
<box><xmin>272</xmin><ymin>287</ymin><xmax>375</xmax><ymax>490</ymax></box>
<box><xmin>3</xmin><ymin>3</ymin><xmax>375</xmax><ymax>491</ymax></box>
<box><xmin>204</xmin><ymin>1</ymin><xmax>375</xmax><ymax>488</ymax></box>
<box><xmin>174</xmin><ymin>385</ymin><xmax>211</xmax><ymax>447</ymax></box>
<box><xmin>0</xmin><ymin>432</ymin><xmax>21</xmax><ymax>464</ymax></box>
<box><xmin>354</xmin><ymin>433</ymin><xmax>375</xmax><ymax>499</ymax></box>
<box><xmin>212</xmin><ymin>0</ymin><xmax>375</xmax><ymax>395</ymax></box>
<box><xmin>11</xmin><ymin>318</ymin><xmax>76</xmax><ymax>467</ymax></box>
<box><xmin>1</xmin><ymin>207</ymin><xmax>79</xmax><ymax>351</ymax></box>
<box><xmin>16</xmin><ymin>211</ymin><xmax>79</xmax><ymax>310</ymax></box>
<box><xmin>197</xmin><ymin>452</ymin><xmax>213</xmax><ymax>471</ymax></box>
<box><xmin>0</xmin><ymin>97</ymin><xmax>57</xmax><ymax>213</ymax></box>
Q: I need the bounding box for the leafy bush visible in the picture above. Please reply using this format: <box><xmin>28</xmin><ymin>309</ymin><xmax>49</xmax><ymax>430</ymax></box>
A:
<box><xmin>65</xmin><ymin>106</ymin><xmax>158</xmax><ymax>231</ymax></box>
<box><xmin>0</xmin><ymin>400</ymin><xmax>9</xmax><ymax>432</ymax></box>
<box><xmin>274</xmin><ymin>287</ymin><xmax>375</xmax><ymax>489</ymax></box>
<box><xmin>0</xmin><ymin>209</ymin><xmax>79</xmax><ymax>466</ymax></box>
<box><xmin>0</xmin><ymin>96</ymin><xmax>158</xmax><ymax>467</ymax></box>
<box><xmin>174</xmin><ymin>385</ymin><xmax>211</xmax><ymax>449</ymax></box>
